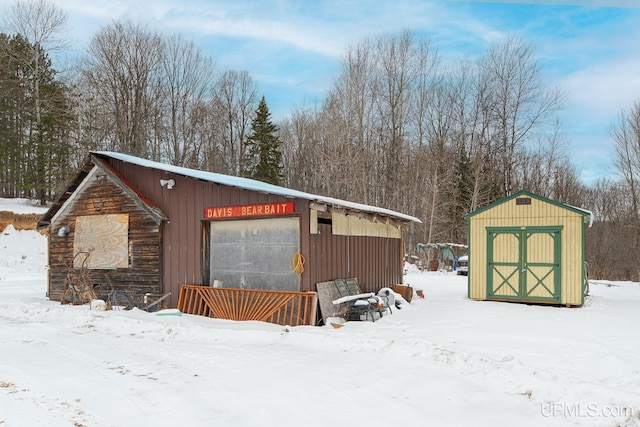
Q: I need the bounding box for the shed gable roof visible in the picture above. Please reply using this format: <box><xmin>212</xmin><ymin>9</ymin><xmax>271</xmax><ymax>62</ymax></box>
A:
<box><xmin>37</xmin><ymin>154</ymin><xmax>168</xmax><ymax>229</ymax></box>
<box><xmin>463</xmin><ymin>190</ymin><xmax>592</xmax><ymax>223</ymax></box>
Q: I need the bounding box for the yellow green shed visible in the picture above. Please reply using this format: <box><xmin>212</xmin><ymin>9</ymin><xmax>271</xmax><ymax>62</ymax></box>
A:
<box><xmin>464</xmin><ymin>190</ymin><xmax>592</xmax><ymax>307</ymax></box>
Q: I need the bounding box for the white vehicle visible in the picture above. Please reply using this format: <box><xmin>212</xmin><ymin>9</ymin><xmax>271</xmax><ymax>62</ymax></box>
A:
<box><xmin>457</xmin><ymin>255</ymin><xmax>468</xmax><ymax>276</ymax></box>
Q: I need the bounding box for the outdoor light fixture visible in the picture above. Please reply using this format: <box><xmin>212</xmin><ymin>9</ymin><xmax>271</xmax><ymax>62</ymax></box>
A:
<box><xmin>57</xmin><ymin>225</ymin><xmax>71</xmax><ymax>237</ymax></box>
<box><xmin>160</xmin><ymin>179</ymin><xmax>175</xmax><ymax>189</ymax></box>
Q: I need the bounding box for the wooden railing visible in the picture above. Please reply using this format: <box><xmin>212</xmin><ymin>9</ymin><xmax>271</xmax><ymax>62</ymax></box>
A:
<box><xmin>177</xmin><ymin>285</ymin><xmax>318</xmax><ymax>326</ymax></box>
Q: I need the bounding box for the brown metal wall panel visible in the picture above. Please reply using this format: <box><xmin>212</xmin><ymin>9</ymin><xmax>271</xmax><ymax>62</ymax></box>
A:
<box><xmin>107</xmin><ymin>158</ymin><xmax>305</xmax><ymax>307</ymax></box>
<box><xmin>45</xmin><ymin>154</ymin><xmax>414</xmax><ymax>317</ymax></box>
<box><xmin>307</xmin><ymin>225</ymin><xmax>403</xmax><ymax>294</ymax></box>
<box><xmin>99</xmin><ymin>158</ymin><xmax>406</xmax><ymax>307</ymax></box>
<box><xmin>355</xmin><ymin>236</ymin><xmax>402</xmax><ymax>291</ymax></box>
<box><xmin>308</xmin><ymin>223</ymin><xmax>345</xmax><ymax>288</ymax></box>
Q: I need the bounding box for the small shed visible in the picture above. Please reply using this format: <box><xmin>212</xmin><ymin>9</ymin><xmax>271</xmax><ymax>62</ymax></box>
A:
<box><xmin>464</xmin><ymin>190</ymin><xmax>592</xmax><ymax>307</ymax></box>
<box><xmin>415</xmin><ymin>242</ymin><xmax>467</xmax><ymax>271</ymax></box>
<box><xmin>37</xmin><ymin>151</ymin><xmax>421</xmax><ymax>317</ymax></box>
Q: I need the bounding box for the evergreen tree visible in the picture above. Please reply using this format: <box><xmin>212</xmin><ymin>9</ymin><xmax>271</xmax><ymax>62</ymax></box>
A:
<box><xmin>242</xmin><ymin>96</ymin><xmax>284</xmax><ymax>185</ymax></box>
<box><xmin>445</xmin><ymin>147</ymin><xmax>474</xmax><ymax>242</ymax></box>
<box><xmin>0</xmin><ymin>33</ymin><xmax>73</xmax><ymax>202</ymax></box>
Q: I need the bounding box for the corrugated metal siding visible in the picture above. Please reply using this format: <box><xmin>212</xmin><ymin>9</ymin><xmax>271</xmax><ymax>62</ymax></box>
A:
<box><xmin>469</xmin><ymin>195</ymin><xmax>585</xmax><ymax>306</ymax></box>
<box><xmin>109</xmin><ymin>159</ymin><xmax>300</xmax><ymax>307</ymax></box>
<box><xmin>306</xmin><ymin>223</ymin><xmax>402</xmax><ymax>293</ymax></box>
<box><xmin>105</xmin><ymin>158</ymin><xmax>405</xmax><ymax>306</ymax></box>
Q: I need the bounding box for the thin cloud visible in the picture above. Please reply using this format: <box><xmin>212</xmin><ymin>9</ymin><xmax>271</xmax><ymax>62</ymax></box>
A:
<box><xmin>562</xmin><ymin>57</ymin><xmax>640</xmax><ymax>120</ymax></box>
<box><xmin>447</xmin><ymin>0</ymin><xmax>640</xmax><ymax>7</ymax></box>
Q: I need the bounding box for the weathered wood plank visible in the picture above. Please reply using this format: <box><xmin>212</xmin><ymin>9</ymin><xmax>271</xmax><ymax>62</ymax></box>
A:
<box><xmin>47</xmin><ymin>174</ymin><xmax>162</xmax><ymax>303</ymax></box>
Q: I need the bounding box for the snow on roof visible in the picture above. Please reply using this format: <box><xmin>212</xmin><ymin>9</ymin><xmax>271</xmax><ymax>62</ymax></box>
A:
<box><xmin>93</xmin><ymin>151</ymin><xmax>422</xmax><ymax>224</ymax></box>
<box><xmin>566</xmin><ymin>202</ymin><xmax>594</xmax><ymax>227</ymax></box>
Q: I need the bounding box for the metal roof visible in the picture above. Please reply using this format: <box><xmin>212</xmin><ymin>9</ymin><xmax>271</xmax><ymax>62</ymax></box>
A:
<box><xmin>92</xmin><ymin>151</ymin><xmax>422</xmax><ymax>224</ymax></box>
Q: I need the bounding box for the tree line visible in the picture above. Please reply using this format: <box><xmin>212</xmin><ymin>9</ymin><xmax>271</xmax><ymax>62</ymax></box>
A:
<box><xmin>1</xmin><ymin>0</ymin><xmax>639</xmax><ymax>280</ymax></box>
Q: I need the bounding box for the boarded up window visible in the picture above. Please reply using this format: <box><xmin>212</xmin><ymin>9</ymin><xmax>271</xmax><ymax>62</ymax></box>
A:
<box><xmin>73</xmin><ymin>214</ymin><xmax>129</xmax><ymax>269</ymax></box>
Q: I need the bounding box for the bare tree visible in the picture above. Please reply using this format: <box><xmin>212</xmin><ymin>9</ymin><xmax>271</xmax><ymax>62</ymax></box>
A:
<box><xmin>209</xmin><ymin>69</ymin><xmax>258</xmax><ymax>175</ymax></box>
<box><xmin>403</xmin><ymin>38</ymin><xmax>440</xmax><ymax>244</ymax></box>
<box><xmin>81</xmin><ymin>21</ymin><xmax>163</xmax><ymax>158</ymax></box>
<box><xmin>277</xmin><ymin>31</ymin><xmax>571</xmax><ymax>255</ymax></box>
<box><xmin>373</xmin><ymin>31</ymin><xmax>419</xmax><ymax>209</ymax></box>
<box><xmin>458</xmin><ymin>58</ymin><xmax>502</xmax><ymax>212</ymax></box>
<box><xmin>160</xmin><ymin>34</ymin><xmax>216</xmax><ymax>167</ymax></box>
<box><xmin>300</xmin><ymin>41</ymin><xmax>379</xmax><ymax>204</ymax></box>
<box><xmin>331</xmin><ymin>39</ymin><xmax>377</xmax><ymax>204</ymax></box>
<box><xmin>610</xmin><ymin>99</ymin><xmax>640</xmax><ymax>280</ymax></box>
<box><xmin>611</xmin><ymin>100</ymin><xmax>640</xmax><ymax>218</ymax></box>
<box><xmin>479</xmin><ymin>35</ymin><xmax>565</xmax><ymax>197</ymax></box>
<box><xmin>2</xmin><ymin>0</ymin><xmax>68</xmax><ymax>128</ymax></box>
<box><xmin>584</xmin><ymin>179</ymin><xmax>635</xmax><ymax>280</ymax></box>
<box><xmin>280</xmin><ymin>106</ymin><xmax>314</xmax><ymax>189</ymax></box>
<box><xmin>420</xmin><ymin>73</ymin><xmax>456</xmax><ymax>243</ymax></box>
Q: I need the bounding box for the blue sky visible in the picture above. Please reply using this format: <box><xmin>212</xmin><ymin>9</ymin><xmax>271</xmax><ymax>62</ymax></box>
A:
<box><xmin>4</xmin><ymin>0</ymin><xmax>640</xmax><ymax>184</ymax></box>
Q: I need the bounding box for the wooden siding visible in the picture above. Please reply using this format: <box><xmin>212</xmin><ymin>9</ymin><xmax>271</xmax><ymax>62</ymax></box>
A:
<box><xmin>468</xmin><ymin>194</ymin><xmax>586</xmax><ymax>306</ymax></box>
<box><xmin>47</xmin><ymin>171</ymin><xmax>162</xmax><ymax>302</ymax></box>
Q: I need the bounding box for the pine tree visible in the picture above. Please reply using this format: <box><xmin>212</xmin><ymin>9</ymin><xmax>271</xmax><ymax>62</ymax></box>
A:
<box><xmin>0</xmin><ymin>33</ymin><xmax>73</xmax><ymax>202</ymax></box>
<box><xmin>243</xmin><ymin>96</ymin><xmax>284</xmax><ymax>185</ymax></box>
<box><xmin>446</xmin><ymin>147</ymin><xmax>474</xmax><ymax>242</ymax></box>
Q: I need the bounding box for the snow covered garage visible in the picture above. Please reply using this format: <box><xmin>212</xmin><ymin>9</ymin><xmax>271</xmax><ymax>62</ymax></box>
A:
<box><xmin>464</xmin><ymin>190</ymin><xmax>591</xmax><ymax>307</ymax></box>
<box><xmin>37</xmin><ymin>152</ymin><xmax>420</xmax><ymax>320</ymax></box>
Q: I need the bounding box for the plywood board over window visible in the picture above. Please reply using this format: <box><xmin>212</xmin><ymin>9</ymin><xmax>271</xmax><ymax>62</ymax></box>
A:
<box><xmin>73</xmin><ymin>214</ymin><xmax>129</xmax><ymax>269</ymax></box>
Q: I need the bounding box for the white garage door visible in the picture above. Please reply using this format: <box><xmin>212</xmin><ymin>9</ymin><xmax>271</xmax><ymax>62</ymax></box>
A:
<box><xmin>209</xmin><ymin>217</ymin><xmax>300</xmax><ymax>291</ymax></box>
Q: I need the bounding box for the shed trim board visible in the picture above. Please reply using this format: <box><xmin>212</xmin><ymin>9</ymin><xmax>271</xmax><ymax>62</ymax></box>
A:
<box><xmin>48</xmin><ymin>165</ymin><xmax>100</xmax><ymax>229</ymax></box>
<box><xmin>465</xmin><ymin>190</ymin><xmax>590</xmax><ymax>307</ymax></box>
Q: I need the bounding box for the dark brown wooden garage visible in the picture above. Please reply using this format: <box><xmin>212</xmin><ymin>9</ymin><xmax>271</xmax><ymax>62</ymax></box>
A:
<box><xmin>38</xmin><ymin>151</ymin><xmax>421</xmax><ymax>314</ymax></box>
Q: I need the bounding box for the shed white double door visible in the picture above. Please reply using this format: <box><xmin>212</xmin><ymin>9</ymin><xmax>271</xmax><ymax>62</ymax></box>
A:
<box><xmin>486</xmin><ymin>226</ymin><xmax>561</xmax><ymax>303</ymax></box>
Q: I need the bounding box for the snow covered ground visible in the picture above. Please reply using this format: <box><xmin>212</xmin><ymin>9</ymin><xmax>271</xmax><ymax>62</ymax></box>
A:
<box><xmin>1</xmin><ymin>198</ymin><xmax>639</xmax><ymax>427</ymax></box>
<box><xmin>0</xmin><ymin>198</ymin><xmax>47</xmax><ymax>215</ymax></box>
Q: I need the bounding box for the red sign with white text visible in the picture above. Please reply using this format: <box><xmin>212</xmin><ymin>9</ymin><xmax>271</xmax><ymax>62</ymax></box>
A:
<box><xmin>204</xmin><ymin>202</ymin><xmax>295</xmax><ymax>219</ymax></box>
